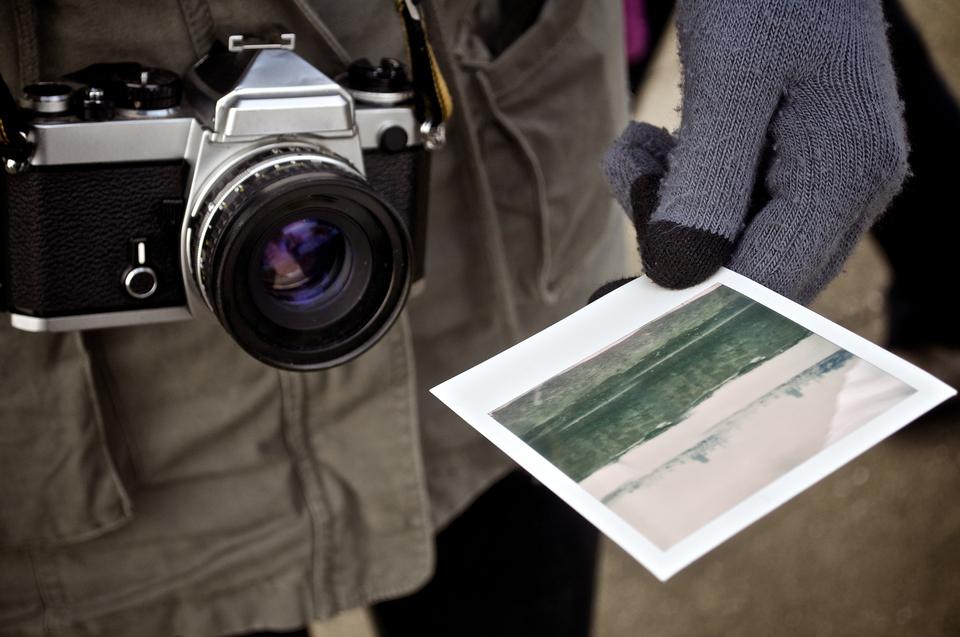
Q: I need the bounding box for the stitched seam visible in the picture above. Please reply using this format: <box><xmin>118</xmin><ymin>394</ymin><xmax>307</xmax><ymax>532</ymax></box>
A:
<box><xmin>476</xmin><ymin>70</ymin><xmax>559</xmax><ymax>305</ymax></box>
<box><xmin>26</xmin><ymin>550</ymin><xmax>53</xmax><ymax>637</ymax></box>
<box><xmin>359</xmin><ymin>314</ymin><xmax>434</xmax><ymax>602</ymax></box>
<box><xmin>76</xmin><ymin>333</ymin><xmax>135</xmax><ymax>523</ymax></box>
<box><xmin>276</xmin><ymin>371</ymin><xmax>320</xmax><ymax>621</ymax></box>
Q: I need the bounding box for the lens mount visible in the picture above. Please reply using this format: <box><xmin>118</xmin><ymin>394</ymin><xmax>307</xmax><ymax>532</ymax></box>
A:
<box><xmin>189</xmin><ymin>147</ymin><xmax>412</xmax><ymax>370</ymax></box>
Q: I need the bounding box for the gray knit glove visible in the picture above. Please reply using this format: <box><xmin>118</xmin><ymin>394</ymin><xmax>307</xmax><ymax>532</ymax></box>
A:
<box><xmin>602</xmin><ymin>0</ymin><xmax>908</xmax><ymax>304</ymax></box>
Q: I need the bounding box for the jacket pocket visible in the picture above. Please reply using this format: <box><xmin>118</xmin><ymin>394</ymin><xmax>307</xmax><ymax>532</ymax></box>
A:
<box><xmin>454</xmin><ymin>0</ymin><xmax>628</xmax><ymax>313</ymax></box>
<box><xmin>0</xmin><ymin>328</ymin><xmax>133</xmax><ymax>549</ymax></box>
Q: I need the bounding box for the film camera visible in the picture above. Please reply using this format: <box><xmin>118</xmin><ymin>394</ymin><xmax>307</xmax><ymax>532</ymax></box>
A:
<box><xmin>1</xmin><ymin>34</ymin><xmax>433</xmax><ymax>370</ymax></box>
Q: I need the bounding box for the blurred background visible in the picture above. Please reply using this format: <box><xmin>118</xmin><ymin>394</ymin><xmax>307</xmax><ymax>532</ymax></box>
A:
<box><xmin>314</xmin><ymin>1</ymin><xmax>960</xmax><ymax>634</ymax></box>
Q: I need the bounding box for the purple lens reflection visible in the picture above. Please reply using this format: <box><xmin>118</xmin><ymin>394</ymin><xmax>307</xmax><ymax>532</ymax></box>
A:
<box><xmin>260</xmin><ymin>218</ymin><xmax>345</xmax><ymax>305</ymax></box>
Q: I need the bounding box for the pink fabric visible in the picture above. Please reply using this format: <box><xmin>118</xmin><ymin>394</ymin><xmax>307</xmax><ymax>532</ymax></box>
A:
<box><xmin>623</xmin><ymin>0</ymin><xmax>649</xmax><ymax>63</ymax></box>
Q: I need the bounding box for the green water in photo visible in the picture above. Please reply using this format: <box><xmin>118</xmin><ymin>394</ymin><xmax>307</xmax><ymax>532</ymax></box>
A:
<box><xmin>491</xmin><ymin>285</ymin><xmax>812</xmax><ymax>482</ymax></box>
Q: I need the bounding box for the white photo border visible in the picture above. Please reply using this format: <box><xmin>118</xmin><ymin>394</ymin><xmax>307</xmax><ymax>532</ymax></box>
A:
<box><xmin>430</xmin><ymin>268</ymin><xmax>956</xmax><ymax>581</ymax></box>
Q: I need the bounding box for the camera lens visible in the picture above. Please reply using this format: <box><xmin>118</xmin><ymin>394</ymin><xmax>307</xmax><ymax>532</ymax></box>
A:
<box><xmin>259</xmin><ymin>218</ymin><xmax>346</xmax><ymax>306</ymax></box>
<box><xmin>190</xmin><ymin>147</ymin><xmax>411</xmax><ymax>370</ymax></box>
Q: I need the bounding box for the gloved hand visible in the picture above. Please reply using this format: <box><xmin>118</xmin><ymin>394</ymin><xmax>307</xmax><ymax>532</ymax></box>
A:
<box><xmin>602</xmin><ymin>0</ymin><xmax>908</xmax><ymax>304</ymax></box>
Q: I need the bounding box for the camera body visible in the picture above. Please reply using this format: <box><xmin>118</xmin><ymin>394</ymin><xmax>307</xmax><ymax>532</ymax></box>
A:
<box><xmin>2</xmin><ymin>36</ymin><xmax>429</xmax><ymax>369</ymax></box>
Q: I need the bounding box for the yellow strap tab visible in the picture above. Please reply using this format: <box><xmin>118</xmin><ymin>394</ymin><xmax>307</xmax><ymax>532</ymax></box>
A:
<box><xmin>395</xmin><ymin>0</ymin><xmax>453</xmax><ymax>127</ymax></box>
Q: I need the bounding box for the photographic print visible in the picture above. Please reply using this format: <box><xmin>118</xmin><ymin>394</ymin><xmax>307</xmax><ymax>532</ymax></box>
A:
<box><xmin>432</xmin><ymin>269</ymin><xmax>954</xmax><ymax>579</ymax></box>
<box><xmin>490</xmin><ymin>284</ymin><xmax>914</xmax><ymax>550</ymax></box>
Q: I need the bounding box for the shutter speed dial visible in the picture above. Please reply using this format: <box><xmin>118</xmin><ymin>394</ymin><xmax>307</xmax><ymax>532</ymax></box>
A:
<box><xmin>117</xmin><ymin>68</ymin><xmax>181</xmax><ymax>111</ymax></box>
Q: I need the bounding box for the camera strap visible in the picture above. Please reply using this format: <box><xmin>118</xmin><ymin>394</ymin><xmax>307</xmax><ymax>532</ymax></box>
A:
<box><xmin>176</xmin><ymin>0</ymin><xmax>216</xmax><ymax>59</ymax></box>
<box><xmin>396</xmin><ymin>0</ymin><xmax>453</xmax><ymax>149</ymax></box>
<box><xmin>1</xmin><ymin>0</ymin><xmax>38</xmax><ymax>171</ymax></box>
<box><xmin>0</xmin><ymin>73</ymin><xmax>32</xmax><ymax>172</ymax></box>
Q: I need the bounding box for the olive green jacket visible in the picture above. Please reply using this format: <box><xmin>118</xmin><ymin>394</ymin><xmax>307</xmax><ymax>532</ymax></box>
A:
<box><xmin>0</xmin><ymin>1</ymin><xmax>631</xmax><ymax>634</ymax></box>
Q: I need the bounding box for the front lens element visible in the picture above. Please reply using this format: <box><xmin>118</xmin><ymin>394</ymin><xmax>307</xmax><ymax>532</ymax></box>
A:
<box><xmin>191</xmin><ymin>148</ymin><xmax>412</xmax><ymax>371</ymax></box>
<box><xmin>260</xmin><ymin>218</ymin><xmax>345</xmax><ymax>306</ymax></box>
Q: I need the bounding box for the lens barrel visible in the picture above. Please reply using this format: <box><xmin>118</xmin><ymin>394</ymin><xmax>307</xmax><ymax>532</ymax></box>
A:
<box><xmin>190</xmin><ymin>148</ymin><xmax>411</xmax><ymax>370</ymax></box>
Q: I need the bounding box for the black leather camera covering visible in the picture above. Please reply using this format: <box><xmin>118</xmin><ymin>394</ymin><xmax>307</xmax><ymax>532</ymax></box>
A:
<box><xmin>3</xmin><ymin>161</ymin><xmax>188</xmax><ymax>316</ymax></box>
<box><xmin>364</xmin><ymin>146</ymin><xmax>428</xmax><ymax>283</ymax></box>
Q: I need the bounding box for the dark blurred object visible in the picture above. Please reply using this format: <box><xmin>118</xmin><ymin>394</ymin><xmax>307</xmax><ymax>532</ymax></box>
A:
<box><xmin>474</xmin><ymin>0</ymin><xmax>547</xmax><ymax>57</ymax></box>
<box><xmin>873</xmin><ymin>0</ymin><xmax>960</xmax><ymax>353</ymax></box>
<box><xmin>372</xmin><ymin>471</ymin><xmax>599</xmax><ymax>637</ymax></box>
<box><xmin>588</xmin><ymin>276</ymin><xmax>637</xmax><ymax>304</ymax></box>
<box><xmin>625</xmin><ymin>0</ymin><xmax>675</xmax><ymax>94</ymax></box>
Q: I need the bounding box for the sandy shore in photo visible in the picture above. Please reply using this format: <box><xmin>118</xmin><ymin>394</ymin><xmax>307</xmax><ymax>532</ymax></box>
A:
<box><xmin>580</xmin><ymin>336</ymin><xmax>914</xmax><ymax>550</ymax></box>
<box><xmin>825</xmin><ymin>357</ymin><xmax>917</xmax><ymax>446</ymax></box>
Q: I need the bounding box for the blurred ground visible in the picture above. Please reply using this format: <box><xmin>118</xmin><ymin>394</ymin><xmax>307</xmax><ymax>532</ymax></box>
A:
<box><xmin>312</xmin><ymin>6</ymin><xmax>960</xmax><ymax>636</ymax></box>
<box><xmin>903</xmin><ymin>0</ymin><xmax>960</xmax><ymax>100</ymax></box>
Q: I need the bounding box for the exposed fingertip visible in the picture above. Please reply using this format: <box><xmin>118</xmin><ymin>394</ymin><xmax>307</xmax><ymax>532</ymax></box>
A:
<box><xmin>641</xmin><ymin>221</ymin><xmax>733</xmax><ymax>289</ymax></box>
